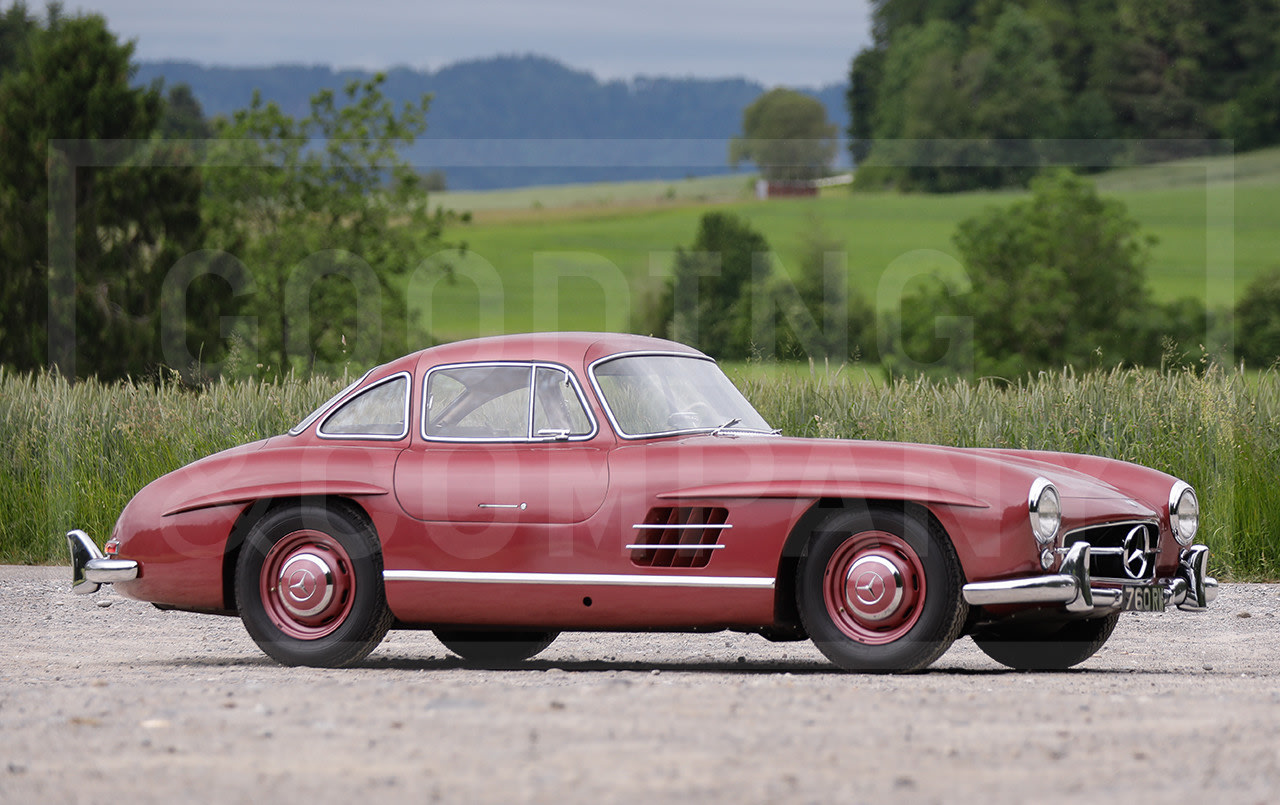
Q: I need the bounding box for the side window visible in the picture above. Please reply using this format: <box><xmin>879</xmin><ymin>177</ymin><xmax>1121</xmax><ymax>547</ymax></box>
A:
<box><xmin>319</xmin><ymin>375</ymin><xmax>409</xmax><ymax>438</ymax></box>
<box><xmin>424</xmin><ymin>365</ymin><xmax>531</xmax><ymax>439</ymax></box>
<box><xmin>533</xmin><ymin>366</ymin><xmax>592</xmax><ymax>438</ymax></box>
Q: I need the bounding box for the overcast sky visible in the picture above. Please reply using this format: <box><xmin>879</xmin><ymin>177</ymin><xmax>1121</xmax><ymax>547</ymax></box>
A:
<box><xmin>71</xmin><ymin>1</ymin><xmax>872</xmax><ymax>87</ymax></box>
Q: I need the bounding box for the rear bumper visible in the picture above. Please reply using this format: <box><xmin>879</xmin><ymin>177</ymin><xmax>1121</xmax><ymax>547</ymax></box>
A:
<box><xmin>68</xmin><ymin>529</ymin><xmax>138</xmax><ymax>594</ymax></box>
<box><xmin>962</xmin><ymin>542</ymin><xmax>1217</xmax><ymax>615</ymax></box>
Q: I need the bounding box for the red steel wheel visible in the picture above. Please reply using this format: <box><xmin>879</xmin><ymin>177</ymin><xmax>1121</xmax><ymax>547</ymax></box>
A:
<box><xmin>821</xmin><ymin>530</ymin><xmax>927</xmax><ymax>645</ymax></box>
<box><xmin>259</xmin><ymin>529</ymin><xmax>356</xmax><ymax>640</ymax></box>
<box><xmin>797</xmin><ymin>507</ymin><xmax>967</xmax><ymax>672</ymax></box>
<box><xmin>236</xmin><ymin>504</ymin><xmax>392</xmax><ymax>667</ymax></box>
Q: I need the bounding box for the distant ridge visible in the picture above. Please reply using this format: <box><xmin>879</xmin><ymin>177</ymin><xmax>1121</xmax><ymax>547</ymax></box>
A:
<box><xmin>135</xmin><ymin>55</ymin><xmax>847</xmax><ymax>190</ymax></box>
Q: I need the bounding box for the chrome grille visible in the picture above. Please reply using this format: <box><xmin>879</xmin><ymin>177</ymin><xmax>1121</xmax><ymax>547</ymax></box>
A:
<box><xmin>1063</xmin><ymin>521</ymin><xmax>1159</xmax><ymax>582</ymax></box>
<box><xmin>628</xmin><ymin>507</ymin><xmax>730</xmax><ymax>568</ymax></box>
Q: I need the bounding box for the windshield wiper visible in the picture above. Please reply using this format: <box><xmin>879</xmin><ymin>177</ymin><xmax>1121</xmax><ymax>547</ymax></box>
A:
<box><xmin>710</xmin><ymin>418</ymin><xmax>741</xmax><ymax>437</ymax></box>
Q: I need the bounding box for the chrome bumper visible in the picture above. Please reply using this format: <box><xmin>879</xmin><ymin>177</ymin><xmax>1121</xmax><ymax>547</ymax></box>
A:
<box><xmin>67</xmin><ymin>529</ymin><xmax>138</xmax><ymax>594</ymax></box>
<box><xmin>962</xmin><ymin>542</ymin><xmax>1218</xmax><ymax>615</ymax></box>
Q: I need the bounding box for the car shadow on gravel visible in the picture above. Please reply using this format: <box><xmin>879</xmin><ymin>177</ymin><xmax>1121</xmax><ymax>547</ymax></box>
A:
<box><xmin>134</xmin><ymin>655</ymin><xmax>1182</xmax><ymax>677</ymax></box>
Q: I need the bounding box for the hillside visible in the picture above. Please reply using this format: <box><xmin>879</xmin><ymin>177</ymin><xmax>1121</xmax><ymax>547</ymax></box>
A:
<box><xmin>136</xmin><ymin>55</ymin><xmax>847</xmax><ymax>190</ymax></box>
<box><xmin>416</xmin><ymin>148</ymin><xmax>1280</xmax><ymax>341</ymax></box>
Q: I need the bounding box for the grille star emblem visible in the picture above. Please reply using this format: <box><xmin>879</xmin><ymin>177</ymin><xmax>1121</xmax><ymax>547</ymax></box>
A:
<box><xmin>1122</xmin><ymin>525</ymin><xmax>1151</xmax><ymax>579</ymax></box>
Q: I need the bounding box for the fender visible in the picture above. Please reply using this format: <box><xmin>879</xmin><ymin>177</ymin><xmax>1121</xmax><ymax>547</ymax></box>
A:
<box><xmin>164</xmin><ymin>481</ymin><xmax>389</xmax><ymax>516</ymax></box>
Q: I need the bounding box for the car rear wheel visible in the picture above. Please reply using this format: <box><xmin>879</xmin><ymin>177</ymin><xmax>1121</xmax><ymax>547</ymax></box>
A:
<box><xmin>434</xmin><ymin>629</ymin><xmax>559</xmax><ymax>666</ymax></box>
<box><xmin>236</xmin><ymin>503</ymin><xmax>392</xmax><ymax>667</ymax></box>
<box><xmin>796</xmin><ymin>507</ymin><xmax>967</xmax><ymax>673</ymax></box>
<box><xmin>972</xmin><ymin>612</ymin><xmax>1121</xmax><ymax>671</ymax></box>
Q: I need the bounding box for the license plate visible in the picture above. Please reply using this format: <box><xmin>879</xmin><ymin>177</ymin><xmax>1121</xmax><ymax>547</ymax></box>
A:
<box><xmin>1120</xmin><ymin>585</ymin><xmax>1166</xmax><ymax>612</ymax></box>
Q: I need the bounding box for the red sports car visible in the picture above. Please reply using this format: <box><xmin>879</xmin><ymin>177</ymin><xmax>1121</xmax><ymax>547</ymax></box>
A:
<box><xmin>68</xmin><ymin>332</ymin><xmax>1216</xmax><ymax>671</ymax></box>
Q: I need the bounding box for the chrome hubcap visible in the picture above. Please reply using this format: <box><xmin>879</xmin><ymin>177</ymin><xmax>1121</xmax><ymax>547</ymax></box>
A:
<box><xmin>277</xmin><ymin>552</ymin><xmax>334</xmax><ymax>618</ymax></box>
<box><xmin>844</xmin><ymin>554</ymin><xmax>905</xmax><ymax>622</ymax></box>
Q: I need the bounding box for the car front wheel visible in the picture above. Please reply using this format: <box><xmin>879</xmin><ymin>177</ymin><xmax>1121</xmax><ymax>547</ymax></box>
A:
<box><xmin>235</xmin><ymin>503</ymin><xmax>392</xmax><ymax>667</ymax></box>
<box><xmin>797</xmin><ymin>507</ymin><xmax>967</xmax><ymax>673</ymax></box>
<box><xmin>971</xmin><ymin>613</ymin><xmax>1121</xmax><ymax>671</ymax></box>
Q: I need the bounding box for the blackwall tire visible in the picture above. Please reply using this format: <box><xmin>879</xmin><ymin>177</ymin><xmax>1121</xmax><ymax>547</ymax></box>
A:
<box><xmin>235</xmin><ymin>504</ymin><xmax>392</xmax><ymax>668</ymax></box>
<box><xmin>796</xmin><ymin>507</ymin><xmax>967</xmax><ymax>673</ymax></box>
<box><xmin>972</xmin><ymin>613</ymin><xmax>1121</xmax><ymax>671</ymax></box>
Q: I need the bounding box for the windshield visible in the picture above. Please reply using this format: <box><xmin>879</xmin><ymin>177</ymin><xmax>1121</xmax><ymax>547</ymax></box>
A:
<box><xmin>591</xmin><ymin>354</ymin><xmax>772</xmax><ymax>438</ymax></box>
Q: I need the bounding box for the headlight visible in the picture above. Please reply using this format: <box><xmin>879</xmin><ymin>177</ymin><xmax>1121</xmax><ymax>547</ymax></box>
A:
<box><xmin>1170</xmin><ymin>482</ymin><xmax>1199</xmax><ymax>546</ymax></box>
<box><xmin>1029</xmin><ymin>478</ymin><xmax>1061</xmax><ymax>546</ymax></box>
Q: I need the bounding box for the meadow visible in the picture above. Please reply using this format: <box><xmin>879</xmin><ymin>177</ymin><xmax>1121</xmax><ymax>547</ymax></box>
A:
<box><xmin>418</xmin><ymin>148</ymin><xmax>1280</xmax><ymax>341</ymax></box>
<box><xmin>4</xmin><ymin>365</ymin><xmax>1277</xmax><ymax>580</ymax></box>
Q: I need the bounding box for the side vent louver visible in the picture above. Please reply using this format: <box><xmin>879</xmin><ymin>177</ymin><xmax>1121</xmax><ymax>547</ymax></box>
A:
<box><xmin>628</xmin><ymin>507</ymin><xmax>730</xmax><ymax>568</ymax></box>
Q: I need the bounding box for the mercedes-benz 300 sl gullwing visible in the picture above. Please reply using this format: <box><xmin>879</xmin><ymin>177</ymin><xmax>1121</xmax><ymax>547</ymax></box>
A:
<box><xmin>68</xmin><ymin>332</ymin><xmax>1217</xmax><ymax>672</ymax></box>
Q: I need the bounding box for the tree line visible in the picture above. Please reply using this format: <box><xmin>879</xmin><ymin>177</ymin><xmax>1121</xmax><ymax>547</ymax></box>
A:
<box><xmin>0</xmin><ymin>3</ymin><xmax>453</xmax><ymax>381</ymax></box>
<box><xmin>847</xmin><ymin>0</ymin><xmax>1280</xmax><ymax>191</ymax></box>
<box><xmin>650</xmin><ymin>170</ymin><xmax>1280</xmax><ymax>376</ymax></box>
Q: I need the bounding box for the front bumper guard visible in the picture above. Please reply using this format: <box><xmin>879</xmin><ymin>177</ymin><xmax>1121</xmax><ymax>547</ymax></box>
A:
<box><xmin>68</xmin><ymin>529</ymin><xmax>138</xmax><ymax>594</ymax></box>
<box><xmin>962</xmin><ymin>542</ymin><xmax>1217</xmax><ymax>615</ymax></box>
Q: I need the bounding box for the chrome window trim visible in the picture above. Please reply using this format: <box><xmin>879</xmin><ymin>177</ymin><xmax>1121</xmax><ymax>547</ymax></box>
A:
<box><xmin>383</xmin><ymin>569</ymin><xmax>774</xmax><ymax>589</ymax></box>
<box><xmin>316</xmin><ymin>371</ymin><xmax>412</xmax><ymax>441</ymax></box>
<box><xmin>587</xmin><ymin>350</ymin><xmax>775</xmax><ymax>441</ymax></box>
<box><xmin>288</xmin><ymin>368</ymin><xmax>374</xmax><ymax>436</ymax></box>
<box><xmin>420</xmin><ymin>360</ymin><xmax>599</xmax><ymax>444</ymax></box>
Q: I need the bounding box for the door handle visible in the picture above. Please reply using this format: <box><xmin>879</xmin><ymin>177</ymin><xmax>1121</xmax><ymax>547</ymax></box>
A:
<box><xmin>478</xmin><ymin>502</ymin><xmax>527</xmax><ymax>510</ymax></box>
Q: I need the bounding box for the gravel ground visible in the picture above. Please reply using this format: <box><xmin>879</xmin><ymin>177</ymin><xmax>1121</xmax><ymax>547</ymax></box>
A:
<box><xmin>3</xmin><ymin>565</ymin><xmax>1279</xmax><ymax>804</ymax></box>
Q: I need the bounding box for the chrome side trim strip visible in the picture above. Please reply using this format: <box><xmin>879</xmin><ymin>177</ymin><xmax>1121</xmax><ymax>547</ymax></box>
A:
<box><xmin>631</xmin><ymin>523</ymin><xmax>733</xmax><ymax>530</ymax></box>
<box><xmin>383</xmin><ymin>569</ymin><xmax>773</xmax><ymax>589</ymax></box>
<box><xmin>624</xmin><ymin>544</ymin><xmax>726</xmax><ymax>551</ymax></box>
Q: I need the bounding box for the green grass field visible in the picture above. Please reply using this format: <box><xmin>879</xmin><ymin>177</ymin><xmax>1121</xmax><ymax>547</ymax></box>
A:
<box><xmin>415</xmin><ymin>148</ymin><xmax>1280</xmax><ymax>341</ymax></box>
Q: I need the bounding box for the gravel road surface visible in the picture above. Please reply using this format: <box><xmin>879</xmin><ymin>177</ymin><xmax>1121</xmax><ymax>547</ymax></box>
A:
<box><xmin>3</xmin><ymin>566</ymin><xmax>1278</xmax><ymax>804</ymax></box>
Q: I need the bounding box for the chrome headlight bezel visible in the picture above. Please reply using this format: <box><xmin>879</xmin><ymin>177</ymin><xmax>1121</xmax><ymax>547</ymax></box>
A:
<box><xmin>1169</xmin><ymin>481</ymin><xmax>1199</xmax><ymax>546</ymax></box>
<box><xmin>1029</xmin><ymin>478</ymin><xmax>1061</xmax><ymax>546</ymax></box>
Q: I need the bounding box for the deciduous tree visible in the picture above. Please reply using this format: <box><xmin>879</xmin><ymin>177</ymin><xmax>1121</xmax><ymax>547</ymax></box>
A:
<box><xmin>729</xmin><ymin>88</ymin><xmax>837</xmax><ymax>183</ymax></box>
<box><xmin>657</xmin><ymin>212</ymin><xmax>772</xmax><ymax>360</ymax></box>
<box><xmin>203</xmin><ymin>74</ymin><xmax>454</xmax><ymax>376</ymax></box>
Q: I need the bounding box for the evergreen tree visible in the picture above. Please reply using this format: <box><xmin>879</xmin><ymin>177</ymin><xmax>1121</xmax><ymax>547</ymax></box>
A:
<box><xmin>0</xmin><ymin>5</ymin><xmax>212</xmax><ymax>377</ymax></box>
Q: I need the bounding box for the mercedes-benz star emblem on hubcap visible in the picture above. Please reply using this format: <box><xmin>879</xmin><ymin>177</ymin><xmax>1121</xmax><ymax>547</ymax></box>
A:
<box><xmin>1122</xmin><ymin>525</ymin><xmax>1151</xmax><ymax>579</ymax></box>
<box><xmin>287</xmin><ymin>569</ymin><xmax>316</xmax><ymax>601</ymax></box>
<box><xmin>854</xmin><ymin>572</ymin><xmax>885</xmax><ymax>605</ymax></box>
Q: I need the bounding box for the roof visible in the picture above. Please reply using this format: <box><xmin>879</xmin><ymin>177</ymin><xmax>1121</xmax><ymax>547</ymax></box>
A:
<box><xmin>405</xmin><ymin>332</ymin><xmax>705</xmax><ymax>372</ymax></box>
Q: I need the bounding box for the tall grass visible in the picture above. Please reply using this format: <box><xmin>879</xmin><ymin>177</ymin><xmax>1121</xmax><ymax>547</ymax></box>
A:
<box><xmin>736</xmin><ymin>365</ymin><xmax>1280</xmax><ymax>581</ymax></box>
<box><xmin>0</xmin><ymin>369</ymin><xmax>344</xmax><ymax>565</ymax></box>
<box><xmin>3</xmin><ymin>366</ymin><xmax>1277</xmax><ymax>580</ymax></box>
